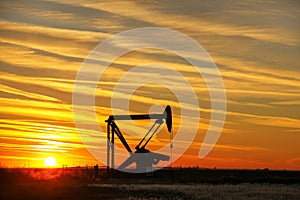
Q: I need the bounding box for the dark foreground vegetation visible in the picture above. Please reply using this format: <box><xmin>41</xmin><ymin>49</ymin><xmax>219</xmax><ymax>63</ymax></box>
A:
<box><xmin>0</xmin><ymin>167</ymin><xmax>299</xmax><ymax>200</ymax></box>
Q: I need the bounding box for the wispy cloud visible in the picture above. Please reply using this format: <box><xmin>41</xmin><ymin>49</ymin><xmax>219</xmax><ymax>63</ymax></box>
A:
<box><xmin>0</xmin><ymin>0</ymin><xmax>299</xmax><ymax>169</ymax></box>
<box><xmin>77</xmin><ymin>0</ymin><xmax>300</xmax><ymax>45</ymax></box>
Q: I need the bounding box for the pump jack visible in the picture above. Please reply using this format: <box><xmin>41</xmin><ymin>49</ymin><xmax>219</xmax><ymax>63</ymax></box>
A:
<box><xmin>105</xmin><ymin>105</ymin><xmax>172</xmax><ymax>173</ymax></box>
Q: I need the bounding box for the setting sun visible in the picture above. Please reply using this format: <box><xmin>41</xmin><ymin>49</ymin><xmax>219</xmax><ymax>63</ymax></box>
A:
<box><xmin>44</xmin><ymin>156</ymin><xmax>57</xmax><ymax>167</ymax></box>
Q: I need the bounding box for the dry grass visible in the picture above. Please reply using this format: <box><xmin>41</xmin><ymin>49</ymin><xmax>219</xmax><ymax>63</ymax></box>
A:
<box><xmin>89</xmin><ymin>183</ymin><xmax>300</xmax><ymax>200</ymax></box>
<box><xmin>1</xmin><ymin>168</ymin><xmax>299</xmax><ymax>200</ymax></box>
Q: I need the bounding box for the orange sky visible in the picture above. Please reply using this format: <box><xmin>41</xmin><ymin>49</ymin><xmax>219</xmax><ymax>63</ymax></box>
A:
<box><xmin>0</xmin><ymin>0</ymin><xmax>300</xmax><ymax>170</ymax></box>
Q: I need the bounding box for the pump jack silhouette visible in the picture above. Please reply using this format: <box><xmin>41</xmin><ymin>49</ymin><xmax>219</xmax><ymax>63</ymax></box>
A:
<box><xmin>105</xmin><ymin>105</ymin><xmax>172</xmax><ymax>173</ymax></box>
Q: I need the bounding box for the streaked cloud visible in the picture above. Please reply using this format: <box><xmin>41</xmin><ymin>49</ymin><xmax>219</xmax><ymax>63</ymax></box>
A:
<box><xmin>0</xmin><ymin>0</ymin><xmax>299</xmax><ymax>169</ymax></box>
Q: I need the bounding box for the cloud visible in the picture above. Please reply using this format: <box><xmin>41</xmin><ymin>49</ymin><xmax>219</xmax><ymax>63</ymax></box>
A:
<box><xmin>0</xmin><ymin>0</ymin><xmax>299</xmax><ymax>169</ymax></box>
<box><xmin>77</xmin><ymin>0</ymin><xmax>300</xmax><ymax>45</ymax></box>
<box><xmin>0</xmin><ymin>21</ymin><xmax>100</xmax><ymax>59</ymax></box>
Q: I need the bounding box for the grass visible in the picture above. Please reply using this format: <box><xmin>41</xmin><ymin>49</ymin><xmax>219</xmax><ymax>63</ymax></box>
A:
<box><xmin>0</xmin><ymin>168</ymin><xmax>299</xmax><ymax>200</ymax></box>
<box><xmin>107</xmin><ymin>183</ymin><xmax>300</xmax><ymax>200</ymax></box>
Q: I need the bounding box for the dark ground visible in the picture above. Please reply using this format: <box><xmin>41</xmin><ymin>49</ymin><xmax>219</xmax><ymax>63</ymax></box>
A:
<box><xmin>0</xmin><ymin>168</ymin><xmax>299</xmax><ymax>200</ymax></box>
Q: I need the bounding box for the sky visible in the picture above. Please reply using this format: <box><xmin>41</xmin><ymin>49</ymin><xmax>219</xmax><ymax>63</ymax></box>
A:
<box><xmin>0</xmin><ymin>0</ymin><xmax>300</xmax><ymax>170</ymax></box>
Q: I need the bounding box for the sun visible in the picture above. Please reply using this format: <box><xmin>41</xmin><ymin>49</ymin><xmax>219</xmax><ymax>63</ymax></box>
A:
<box><xmin>44</xmin><ymin>156</ymin><xmax>57</xmax><ymax>167</ymax></box>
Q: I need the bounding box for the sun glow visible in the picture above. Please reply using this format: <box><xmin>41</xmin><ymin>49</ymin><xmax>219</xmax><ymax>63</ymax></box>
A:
<box><xmin>44</xmin><ymin>156</ymin><xmax>57</xmax><ymax>167</ymax></box>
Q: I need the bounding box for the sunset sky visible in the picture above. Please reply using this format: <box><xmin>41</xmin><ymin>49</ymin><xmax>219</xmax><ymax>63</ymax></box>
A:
<box><xmin>0</xmin><ymin>0</ymin><xmax>299</xmax><ymax>170</ymax></box>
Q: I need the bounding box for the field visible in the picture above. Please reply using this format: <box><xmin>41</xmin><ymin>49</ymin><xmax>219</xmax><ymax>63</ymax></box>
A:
<box><xmin>0</xmin><ymin>168</ymin><xmax>299</xmax><ymax>200</ymax></box>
